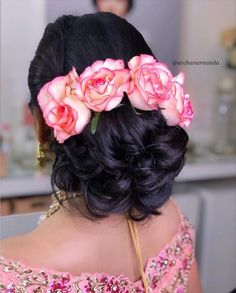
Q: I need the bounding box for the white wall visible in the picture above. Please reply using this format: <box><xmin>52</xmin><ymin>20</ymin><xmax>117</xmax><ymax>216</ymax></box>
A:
<box><xmin>178</xmin><ymin>0</ymin><xmax>236</xmax><ymax>148</ymax></box>
<box><xmin>0</xmin><ymin>0</ymin><xmax>46</xmax><ymax>131</ymax></box>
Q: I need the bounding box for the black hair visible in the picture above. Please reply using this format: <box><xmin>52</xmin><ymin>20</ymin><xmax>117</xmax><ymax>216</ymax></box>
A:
<box><xmin>92</xmin><ymin>0</ymin><xmax>133</xmax><ymax>13</ymax></box>
<box><xmin>28</xmin><ymin>12</ymin><xmax>189</xmax><ymax>222</ymax></box>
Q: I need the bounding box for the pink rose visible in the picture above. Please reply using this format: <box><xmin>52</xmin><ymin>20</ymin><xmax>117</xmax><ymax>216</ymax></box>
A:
<box><xmin>37</xmin><ymin>67</ymin><xmax>91</xmax><ymax>143</ymax></box>
<box><xmin>75</xmin><ymin>58</ymin><xmax>131</xmax><ymax>112</ymax></box>
<box><xmin>127</xmin><ymin>54</ymin><xmax>173</xmax><ymax>111</ymax></box>
<box><xmin>179</xmin><ymin>94</ymin><xmax>194</xmax><ymax>127</ymax></box>
<box><xmin>159</xmin><ymin>73</ymin><xmax>194</xmax><ymax>126</ymax></box>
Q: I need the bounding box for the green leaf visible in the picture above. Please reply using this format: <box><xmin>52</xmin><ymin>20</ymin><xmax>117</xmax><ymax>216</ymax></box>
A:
<box><xmin>91</xmin><ymin>112</ymin><xmax>101</xmax><ymax>135</ymax></box>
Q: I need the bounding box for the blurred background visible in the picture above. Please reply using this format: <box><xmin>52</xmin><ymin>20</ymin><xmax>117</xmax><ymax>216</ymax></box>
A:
<box><xmin>0</xmin><ymin>0</ymin><xmax>236</xmax><ymax>292</ymax></box>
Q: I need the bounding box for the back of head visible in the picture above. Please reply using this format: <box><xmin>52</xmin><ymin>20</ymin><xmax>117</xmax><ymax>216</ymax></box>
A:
<box><xmin>28</xmin><ymin>12</ymin><xmax>189</xmax><ymax>222</ymax></box>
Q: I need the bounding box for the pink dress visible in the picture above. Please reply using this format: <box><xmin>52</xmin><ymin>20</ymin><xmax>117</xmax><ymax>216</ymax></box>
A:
<box><xmin>0</xmin><ymin>200</ymin><xmax>195</xmax><ymax>292</ymax></box>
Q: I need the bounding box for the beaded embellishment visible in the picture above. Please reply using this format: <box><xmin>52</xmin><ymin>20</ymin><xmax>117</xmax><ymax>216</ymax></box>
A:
<box><xmin>0</xmin><ymin>214</ymin><xmax>195</xmax><ymax>293</ymax></box>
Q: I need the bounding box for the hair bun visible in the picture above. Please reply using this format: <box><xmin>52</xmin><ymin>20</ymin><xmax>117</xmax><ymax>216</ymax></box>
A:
<box><xmin>28</xmin><ymin>13</ymin><xmax>189</xmax><ymax>222</ymax></box>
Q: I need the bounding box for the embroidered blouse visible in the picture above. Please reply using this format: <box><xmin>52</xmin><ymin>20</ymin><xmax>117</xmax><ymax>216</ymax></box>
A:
<box><xmin>0</xmin><ymin>199</ymin><xmax>195</xmax><ymax>292</ymax></box>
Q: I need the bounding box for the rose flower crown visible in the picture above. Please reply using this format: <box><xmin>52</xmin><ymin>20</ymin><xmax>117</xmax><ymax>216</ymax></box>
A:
<box><xmin>37</xmin><ymin>54</ymin><xmax>194</xmax><ymax>143</ymax></box>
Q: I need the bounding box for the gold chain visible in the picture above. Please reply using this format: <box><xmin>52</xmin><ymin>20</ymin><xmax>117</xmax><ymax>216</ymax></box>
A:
<box><xmin>37</xmin><ymin>190</ymin><xmax>82</xmax><ymax>224</ymax></box>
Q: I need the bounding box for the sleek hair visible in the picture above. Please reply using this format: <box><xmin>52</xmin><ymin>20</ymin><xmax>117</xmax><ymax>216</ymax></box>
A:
<box><xmin>28</xmin><ymin>12</ymin><xmax>189</xmax><ymax>222</ymax></box>
<box><xmin>92</xmin><ymin>0</ymin><xmax>134</xmax><ymax>13</ymax></box>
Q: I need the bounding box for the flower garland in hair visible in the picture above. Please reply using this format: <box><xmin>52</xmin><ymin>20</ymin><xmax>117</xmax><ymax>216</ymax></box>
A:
<box><xmin>37</xmin><ymin>54</ymin><xmax>194</xmax><ymax>143</ymax></box>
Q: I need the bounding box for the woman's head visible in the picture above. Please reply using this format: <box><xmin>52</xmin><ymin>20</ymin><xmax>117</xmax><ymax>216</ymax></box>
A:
<box><xmin>28</xmin><ymin>12</ymin><xmax>189</xmax><ymax>222</ymax></box>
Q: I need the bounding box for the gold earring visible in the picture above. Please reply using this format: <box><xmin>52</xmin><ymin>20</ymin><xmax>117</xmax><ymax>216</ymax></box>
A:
<box><xmin>37</xmin><ymin>143</ymin><xmax>46</xmax><ymax>168</ymax></box>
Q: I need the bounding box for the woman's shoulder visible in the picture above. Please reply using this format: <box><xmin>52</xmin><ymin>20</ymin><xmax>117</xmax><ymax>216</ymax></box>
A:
<box><xmin>161</xmin><ymin>197</ymin><xmax>196</xmax><ymax>261</ymax></box>
<box><xmin>1</xmin><ymin>233</ymin><xmax>33</xmax><ymax>260</ymax></box>
<box><xmin>148</xmin><ymin>197</ymin><xmax>195</xmax><ymax>245</ymax></box>
<box><xmin>136</xmin><ymin>196</ymin><xmax>196</xmax><ymax>268</ymax></box>
<box><xmin>144</xmin><ymin>198</ymin><xmax>196</xmax><ymax>286</ymax></box>
<box><xmin>159</xmin><ymin>197</ymin><xmax>196</xmax><ymax>243</ymax></box>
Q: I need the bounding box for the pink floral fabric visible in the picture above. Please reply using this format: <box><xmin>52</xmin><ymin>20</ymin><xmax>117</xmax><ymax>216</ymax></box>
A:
<box><xmin>0</xmin><ymin>208</ymin><xmax>195</xmax><ymax>292</ymax></box>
